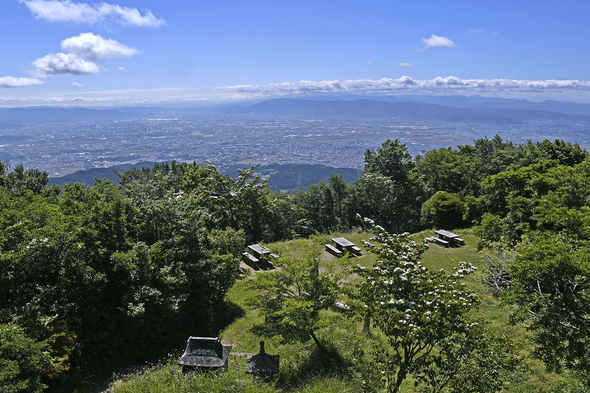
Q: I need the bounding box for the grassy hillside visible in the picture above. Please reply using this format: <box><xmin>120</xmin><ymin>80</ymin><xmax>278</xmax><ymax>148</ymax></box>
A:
<box><xmin>106</xmin><ymin>229</ymin><xmax>584</xmax><ymax>393</ymax></box>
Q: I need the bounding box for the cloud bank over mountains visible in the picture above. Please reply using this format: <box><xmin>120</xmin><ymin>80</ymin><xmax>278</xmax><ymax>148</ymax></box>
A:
<box><xmin>230</xmin><ymin>76</ymin><xmax>590</xmax><ymax>96</ymax></box>
<box><xmin>3</xmin><ymin>76</ymin><xmax>590</xmax><ymax>107</ymax></box>
<box><xmin>19</xmin><ymin>0</ymin><xmax>165</xmax><ymax>27</ymax></box>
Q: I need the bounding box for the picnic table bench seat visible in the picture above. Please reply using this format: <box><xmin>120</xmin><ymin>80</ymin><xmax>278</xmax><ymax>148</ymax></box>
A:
<box><xmin>351</xmin><ymin>245</ymin><xmax>362</xmax><ymax>255</ymax></box>
<box><xmin>242</xmin><ymin>252</ymin><xmax>259</xmax><ymax>264</ymax></box>
<box><xmin>325</xmin><ymin>244</ymin><xmax>342</xmax><ymax>256</ymax></box>
<box><xmin>426</xmin><ymin>236</ymin><xmax>449</xmax><ymax>247</ymax></box>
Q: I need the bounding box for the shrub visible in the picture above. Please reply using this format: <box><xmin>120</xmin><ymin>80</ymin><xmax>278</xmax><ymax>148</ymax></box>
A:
<box><xmin>421</xmin><ymin>191</ymin><xmax>465</xmax><ymax>229</ymax></box>
<box><xmin>0</xmin><ymin>323</ymin><xmax>49</xmax><ymax>393</ymax></box>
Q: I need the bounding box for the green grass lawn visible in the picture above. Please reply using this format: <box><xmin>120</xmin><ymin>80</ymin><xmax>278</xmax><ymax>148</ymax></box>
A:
<box><xmin>107</xmin><ymin>229</ymin><xmax>585</xmax><ymax>393</ymax></box>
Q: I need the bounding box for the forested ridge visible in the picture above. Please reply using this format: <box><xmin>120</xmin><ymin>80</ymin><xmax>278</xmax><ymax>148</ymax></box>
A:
<box><xmin>1</xmin><ymin>136</ymin><xmax>590</xmax><ymax>392</ymax></box>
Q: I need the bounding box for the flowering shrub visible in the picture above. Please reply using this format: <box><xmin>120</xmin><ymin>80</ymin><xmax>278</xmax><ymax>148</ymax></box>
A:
<box><xmin>353</xmin><ymin>217</ymin><xmax>478</xmax><ymax>393</ymax></box>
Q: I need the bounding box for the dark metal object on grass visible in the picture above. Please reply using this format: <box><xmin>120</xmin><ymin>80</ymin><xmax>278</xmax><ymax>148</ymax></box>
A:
<box><xmin>245</xmin><ymin>341</ymin><xmax>280</xmax><ymax>375</ymax></box>
<box><xmin>177</xmin><ymin>336</ymin><xmax>232</xmax><ymax>372</ymax></box>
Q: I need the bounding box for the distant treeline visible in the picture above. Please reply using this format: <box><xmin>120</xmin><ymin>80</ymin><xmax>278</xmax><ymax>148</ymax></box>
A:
<box><xmin>2</xmin><ymin>135</ymin><xmax>590</xmax><ymax>391</ymax></box>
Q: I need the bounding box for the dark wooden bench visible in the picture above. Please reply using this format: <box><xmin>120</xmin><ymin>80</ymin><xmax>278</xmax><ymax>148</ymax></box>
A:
<box><xmin>325</xmin><ymin>244</ymin><xmax>342</xmax><ymax>256</ymax></box>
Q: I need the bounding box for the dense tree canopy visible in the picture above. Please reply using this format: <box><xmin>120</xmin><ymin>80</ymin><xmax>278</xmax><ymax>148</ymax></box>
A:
<box><xmin>2</xmin><ymin>136</ymin><xmax>590</xmax><ymax>390</ymax></box>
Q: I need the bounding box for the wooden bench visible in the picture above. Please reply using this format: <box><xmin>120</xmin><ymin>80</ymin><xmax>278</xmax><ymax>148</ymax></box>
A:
<box><xmin>426</xmin><ymin>236</ymin><xmax>449</xmax><ymax>247</ymax></box>
<box><xmin>242</xmin><ymin>252</ymin><xmax>259</xmax><ymax>265</ymax></box>
<box><xmin>325</xmin><ymin>244</ymin><xmax>342</xmax><ymax>256</ymax></box>
<box><xmin>351</xmin><ymin>245</ymin><xmax>362</xmax><ymax>255</ymax></box>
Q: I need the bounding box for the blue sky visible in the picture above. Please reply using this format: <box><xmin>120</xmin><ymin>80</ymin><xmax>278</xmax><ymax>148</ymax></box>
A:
<box><xmin>2</xmin><ymin>0</ymin><xmax>590</xmax><ymax>107</ymax></box>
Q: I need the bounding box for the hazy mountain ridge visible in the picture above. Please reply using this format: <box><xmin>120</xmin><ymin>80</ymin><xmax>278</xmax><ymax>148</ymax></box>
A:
<box><xmin>224</xmin><ymin>98</ymin><xmax>590</xmax><ymax>124</ymax></box>
<box><xmin>48</xmin><ymin>162</ymin><xmax>362</xmax><ymax>194</ymax></box>
<box><xmin>1</xmin><ymin>95</ymin><xmax>590</xmax><ymax>126</ymax></box>
<box><xmin>292</xmin><ymin>94</ymin><xmax>590</xmax><ymax>115</ymax></box>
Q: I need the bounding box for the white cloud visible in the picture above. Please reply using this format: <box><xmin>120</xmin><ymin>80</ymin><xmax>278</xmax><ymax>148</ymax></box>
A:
<box><xmin>367</xmin><ymin>60</ymin><xmax>375</xmax><ymax>65</ymax></box>
<box><xmin>420</xmin><ymin>34</ymin><xmax>456</xmax><ymax>50</ymax></box>
<box><xmin>71</xmin><ymin>82</ymin><xmax>85</xmax><ymax>87</ymax></box>
<box><xmin>118</xmin><ymin>67</ymin><xmax>125</xmax><ymax>71</ymax></box>
<box><xmin>398</xmin><ymin>62</ymin><xmax>412</xmax><ymax>68</ymax></box>
<box><xmin>61</xmin><ymin>33</ymin><xmax>138</xmax><ymax>61</ymax></box>
<box><xmin>32</xmin><ymin>52</ymin><xmax>103</xmax><ymax>76</ymax></box>
<box><xmin>19</xmin><ymin>0</ymin><xmax>166</xmax><ymax>27</ymax></box>
<box><xmin>0</xmin><ymin>76</ymin><xmax>45</xmax><ymax>88</ymax></box>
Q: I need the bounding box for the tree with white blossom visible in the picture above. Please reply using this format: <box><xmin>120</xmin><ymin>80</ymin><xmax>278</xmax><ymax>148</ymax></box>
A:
<box><xmin>353</xmin><ymin>217</ymin><xmax>479</xmax><ymax>393</ymax></box>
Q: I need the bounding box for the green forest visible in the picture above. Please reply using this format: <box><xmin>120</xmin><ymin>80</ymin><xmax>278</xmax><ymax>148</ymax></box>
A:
<box><xmin>1</xmin><ymin>136</ymin><xmax>590</xmax><ymax>392</ymax></box>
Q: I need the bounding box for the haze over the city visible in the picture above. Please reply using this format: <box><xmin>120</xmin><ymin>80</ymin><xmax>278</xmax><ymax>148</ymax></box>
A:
<box><xmin>2</xmin><ymin>0</ymin><xmax>590</xmax><ymax>107</ymax></box>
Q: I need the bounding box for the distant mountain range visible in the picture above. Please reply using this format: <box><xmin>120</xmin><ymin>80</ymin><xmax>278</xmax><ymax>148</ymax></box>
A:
<box><xmin>1</xmin><ymin>95</ymin><xmax>590</xmax><ymax>125</ymax></box>
<box><xmin>221</xmin><ymin>98</ymin><xmax>590</xmax><ymax>125</ymax></box>
<box><xmin>298</xmin><ymin>94</ymin><xmax>590</xmax><ymax>116</ymax></box>
<box><xmin>47</xmin><ymin>162</ymin><xmax>363</xmax><ymax>194</ymax></box>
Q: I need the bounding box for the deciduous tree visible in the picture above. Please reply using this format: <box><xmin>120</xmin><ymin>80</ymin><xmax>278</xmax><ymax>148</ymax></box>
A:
<box><xmin>352</xmin><ymin>217</ymin><xmax>478</xmax><ymax>393</ymax></box>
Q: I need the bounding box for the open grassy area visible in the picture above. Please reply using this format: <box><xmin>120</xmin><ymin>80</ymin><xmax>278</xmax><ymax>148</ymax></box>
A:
<box><xmin>106</xmin><ymin>229</ymin><xmax>585</xmax><ymax>393</ymax></box>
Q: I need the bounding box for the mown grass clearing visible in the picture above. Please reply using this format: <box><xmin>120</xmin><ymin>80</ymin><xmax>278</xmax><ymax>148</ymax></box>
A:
<box><xmin>108</xmin><ymin>229</ymin><xmax>585</xmax><ymax>393</ymax></box>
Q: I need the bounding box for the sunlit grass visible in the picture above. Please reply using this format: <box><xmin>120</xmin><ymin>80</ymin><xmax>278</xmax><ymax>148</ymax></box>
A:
<box><xmin>107</xmin><ymin>228</ymin><xmax>585</xmax><ymax>393</ymax></box>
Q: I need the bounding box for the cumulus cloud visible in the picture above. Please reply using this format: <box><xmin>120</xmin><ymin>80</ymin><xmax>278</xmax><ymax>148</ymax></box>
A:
<box><xmin>32</xmin><ymin>52</ymin><xmax>103</xmax><ymax>76</ymax></box>
<box><xmin>118</xmin><ymin>67</ymin><xmax>126</xmax><ymax>71</ymax></box>
<box><xmin>30</xmin><ymin>33</ymin><xmax>137</xmax><ymax>77</ymax></box>
<box><xmin>367</xmin><ymin>60</ymin><xmax>375</xmax><ymax>65</ymax></box>
<box><xmin>0</xmin><ymin>76</ymin><xmax>46</xmax><ymax>88</ymax></box>
<box><xmin>19</xmin><ymin>0</ymin><xmax>166</xmax><ymax>27</ymax></box>
<box><xmin>398</xmin><ymin>62</ymin><xmax>412</xmax><ymax>68</ymax></box>
<box><xmin>61</xmin><ymin>33</ymin><xmax>138</xmax><ymax>61</ymax></box>
<box><xmin>71</xmin><ymin>82</ymin><xmax>85</xmax><ymax>87</ymax></box>
<box><xmin>420</xmin><ymin>34</ymin><xmax>455</xmax><ymax>50</ymax></box>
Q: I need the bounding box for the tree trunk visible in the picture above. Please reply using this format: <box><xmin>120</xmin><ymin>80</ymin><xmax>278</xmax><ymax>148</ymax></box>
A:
<box><xmin>391</xmin><ymin>363</ymin><xmax>407</xmax><ymax>393</ymax></box>
<box><xmin>309</xmin><ymin>331</ymin><xmax>328</xmax><ymax>354</ymax></box>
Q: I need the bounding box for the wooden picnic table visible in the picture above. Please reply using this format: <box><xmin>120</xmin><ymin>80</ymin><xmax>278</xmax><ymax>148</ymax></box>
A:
<box><xmin>248</xmin><ymin>244</ymin><xmax>271</xmax><ymax>258</ymax></box>
<box><xmin>331</xmin><ymin>237</ymin><xmax>355</xmax><ymax>248</ymax></box>
<box><xmin>331</xmin><ymin>237</ymin><xmax>362</xmax><ymax>256</ymax></box>
<box><xmin>434</xmin><ymin>230</ymin><xmax>464</xmax><ymax>246</ymax></box>
<box><xmin>434</xmin><ymin>230</ymin><xmax>459</xmax><ymax>240</ymax></box>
